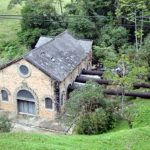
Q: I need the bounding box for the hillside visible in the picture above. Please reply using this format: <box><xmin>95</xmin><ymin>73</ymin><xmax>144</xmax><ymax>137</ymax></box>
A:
<box><xmin>0</xmin><ymin>127</ymin><xmax>149</xmax><ymax>150</ymax></box>
<box><xmin>0</xmin><ymin>0</ymin><xmax>22</xmax><ymax>43</ymax></box>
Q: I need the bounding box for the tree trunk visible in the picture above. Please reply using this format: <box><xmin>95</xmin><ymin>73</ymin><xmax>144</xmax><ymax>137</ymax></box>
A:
<box><xmin>127</xmin><ymin>120</ymin><xmax>133</xmax><ymax>129</ymax></box>
<box><xmin>140</xmin><ymin>10</ymin><xmax>144</xmax><ymax>48</ymax></box>
<box><xmin>135</xmin><ymin>10</ymin><xmax>138</xmax><ymax>51</ymax></box>
<box><xmin>59</xmin><ymin>0</ymin><xmax>63</xmax><ymax>14</ymax></box>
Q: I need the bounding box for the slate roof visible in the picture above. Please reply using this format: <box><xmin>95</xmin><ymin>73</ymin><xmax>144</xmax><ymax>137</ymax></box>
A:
<box><xmin>25</xmin><ymin>31</ymin><xmax>93</xmax><ymax>81</ymax></box>
<box><xmin>35</xmin><ymin>36</ymin><xmax>54</xmax><ymax>48</ymax></box>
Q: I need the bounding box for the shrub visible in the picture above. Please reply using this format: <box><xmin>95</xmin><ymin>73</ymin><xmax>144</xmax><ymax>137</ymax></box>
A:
<box><xmin>0</xmin><ymin>41</ymin><xmax>26</xmax><ymax>61</ymax></box>
<box><xmin>75</xmin><ymin>108</ymin><xmax>116</xmax><ymax>135</ymax></box>
<box><xmin>0</xmin><ymin>117</ymin><xmax>12</xmax><ymax>133</ymax></box>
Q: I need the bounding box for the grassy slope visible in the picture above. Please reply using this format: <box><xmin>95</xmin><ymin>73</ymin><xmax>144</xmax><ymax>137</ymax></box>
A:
<box><xmin>0</xmin><ymin>0</ymin><xmax>22</xmax><ymax>43</ymax></box>
<box><xmin>0</xmin><ymin>127</ymin><xmax>150</xmax><ymax>150</ymax></box>
<box><xmin>0</xmin><ymin>0</ymin><xmax>71</xmax><ymax>43</ymax></box>
<box><xmin>0</xmin><ymin>99</ymin><xmax>150</xmax><ymax>150</ymax></box>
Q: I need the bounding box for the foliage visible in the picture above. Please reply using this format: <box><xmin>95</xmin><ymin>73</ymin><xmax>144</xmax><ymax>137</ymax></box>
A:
<box><xmin>19</xmin><ymin>0</ymin><xmax>67</xmax><ymax>48</ymax></box>
<box><xmin>65</xmin><ymin>0</ymin><xmax>116</xmax><ymax>40</ymax></box>
<box><xmin>0</xmin><ymin>41</ymin><xmax>26</xmax><ymax>61</ymax></box>
<box><xmin>98</xmin><ymin>25</ymin><xmax>128</xmax><ymax>50</ymax></box>
<box><xmin>0</xmin><ymin>116</ymin><xmax>12</xmax><ymax>133</ymax></box>
<box><xmin>139</xmin><ymin>33</ymin><xmax>150</xmax><ymax>66</ymax></box>
<box><xmin>94</xmin><ymin>45</ymin><xmax>117</xmax><ymax>67</ymax></box>
<box><xmin>61</xmin><ymin>81</ymin><xmax>119</xmax><ymax>134</ymax></box>
<box><xmin>67</xmin><ymin>16</ymin><xmax>96</xmax><ymax>39</ymax></box>
<box><xmin>116</xmin><ymin>0</ymin><xmax>150</xmax><ymax>50</ymax></box>
<box><xmin>8</xmin><ymin>0</ymin><xmax>25</xmax><ymax>9</ymax></box>
<box><xmin>103</xmin><ymin>52</ymin><xmax>148</xmax><ymax>128</ymax></box>
<box><xmin>76</xmin><ymin>108</ymin><xmax>111</xmax><ymax>135</ymax></box>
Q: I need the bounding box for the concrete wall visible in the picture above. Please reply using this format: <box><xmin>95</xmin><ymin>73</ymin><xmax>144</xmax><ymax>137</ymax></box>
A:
<box><xmin>0</xmin><ymin>59</ymin><xmax>56</xmax><ymax>120</ymax></box>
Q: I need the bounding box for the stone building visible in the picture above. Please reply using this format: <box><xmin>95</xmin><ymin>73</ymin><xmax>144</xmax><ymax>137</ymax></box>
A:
<box><xmin>0</xmin><ymin>31</ymin><xmax>93</xmax><ymax>121</ymax></box>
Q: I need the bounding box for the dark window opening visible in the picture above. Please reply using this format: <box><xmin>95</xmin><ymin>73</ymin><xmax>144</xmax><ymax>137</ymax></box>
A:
<box><xmin>45</xmin><ymin>97</ymin><xmax>53</xmax><ymax>109</ymax></box>
<box><xmin>60</xmin><ymin>93</ymin><xmax>64</xmax><ymax>106</ymax></box>
<box><xmin>1</xmin><ymin>90</ymin><xmax>8</xmax><ymax>101</ymax></box>
<box><xmin>18</xmin><ymin>100</ymin><xmax>35</xmax><ymax>115</ymax></box>
<box><xmin>17</xmin><ymin>90</ymin><xmax>34</xmax><ymax>101</ymax></box>
<box><xmin>19</xmin><ymin>65</ymin><xmax>29</xmax><ymax>76</ymax></box>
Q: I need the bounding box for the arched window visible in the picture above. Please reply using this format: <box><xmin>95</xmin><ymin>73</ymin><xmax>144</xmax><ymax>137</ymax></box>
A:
<box><xmin>1</xmin><ymin>90</ymin><xmax>8</xmax><ymax>101</ymax></box>
<box><xmin>17</xmin><ymin>90</ymin><xmax>35</xmax><ymax>101</ymax></box>
<box><xmin>45</xmin><ymin>97</ymin><xmax>53</xmax><ymax>109</ymax></box>
<box><xmin>17</xmin><ymin>89</ymin><xmax>36</xmax><ymax>115</ymax></box>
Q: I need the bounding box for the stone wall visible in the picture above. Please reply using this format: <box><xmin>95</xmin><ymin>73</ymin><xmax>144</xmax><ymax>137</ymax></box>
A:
<box><xmin>59</xmin><ymin>53</ymin><xmax>92</xmax><ymax>107</ymax></box>
<box><xmin>0</xmin><ymin>59</ymin><xmax>56</xmax><ymax>120</ymax></box>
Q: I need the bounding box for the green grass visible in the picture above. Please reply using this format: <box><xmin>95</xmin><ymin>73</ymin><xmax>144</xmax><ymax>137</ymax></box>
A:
<box><xmin>133</xmin><ymin>99</ymin><xmax>150</xmax><ymax>128</ymax></box>
<box><xmin>0</xmin><ymin>127</ymin><xmax>149</xmax><ymax>150</ymax></box>
<box><xmin>0</xmin><ymin>0</ymin><xmax>22</xmax><ymax>43</ymax></box>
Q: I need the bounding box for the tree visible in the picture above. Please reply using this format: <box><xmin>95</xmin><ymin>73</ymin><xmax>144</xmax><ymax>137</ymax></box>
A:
<box><xmin>8</xmin><ymin>0</ymin><xmax>65</xmax><ymax>13</ymax></box>
<box><xmin>104</xmin><ymin>52</ymin><xmax>148</xmax><ymax>128</ymax></box>
<box><xmin>139</xmin><ymin>33</ymin><xmax>150</xmax><ymax>67</ymax></box>
<box><xmin>116</xmin><ymin>0</ymin><xmax>150</xmax><ymax>51</ymax></box>
<box><xmin>65</xmin><ymin>0</ymin><xmax>116</xmax><ymax>40</ymax></box>
<box><xmin>97</xmin><ymin>25</ymin><xmax>128</xmax><ymax>51</ymax></box>
<box><xmin>60</xmin><ymin>81</ymin><xmax>119</xmax><ymax>134</ymax></box>
<box><xmin>67</xmin><ymin>16</ymin><xmax>96</xmax><ymax>39</ymax></box>
<box><xmin>8</xmin><ymin>0</ymin><xmax>25</xmax><ymax>9</ymax></box>
<box><xmin>19</xmin><ymin>0</ymin><xmax>67</xmax><ymax>48</ymax></box>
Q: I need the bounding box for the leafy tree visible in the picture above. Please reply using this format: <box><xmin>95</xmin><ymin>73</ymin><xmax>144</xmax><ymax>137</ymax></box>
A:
<box><xmin>97</xmin><ymin>25</ymin><xmax>128</xmax><ymax>51</ymax></box>
<box><xmin>8</xmin><ymin>0</ymin><xmax>65</xmax><ymax>13</ymax></box>
<box><xmin>139</xmin><ymin>33</ymin><xmax>150</xmax><ymax>67</ymax></box>
<box><xmin>61</xmin><ymin>81</ymin><xmax>119</xmax><ymax>134</ymax></box>
<box><xmin>19</xmin><ymin>0</ymin><xmax>67</xmax><ymax>48</ymax></box>
<box><xmin>8</xmin><ymin>0</ymin><xmax>25</xmax><ymax>9</ymax></box>
<box><xmin>104</xmin><ymin>52</ymin><xmax>148</xmax><ymax>128</ymax></box>
<box><xmin>65</xmin><ymin>0</ymin><xmax>116</xmax><ymax>40</ymax></box>
<box><xmin>67</xmin><ymin>16</ymin><xmax>96</xmax><ymax>39</ymax></box>
<box><xmin>0</xmin><ymin>41</ymin><xmax>26</xmax><ymax>61</ymax></box>
<box><xmin>116</xmin><ymin>0</ymin><xmax>150</xmax><ymax>51</ymax></box>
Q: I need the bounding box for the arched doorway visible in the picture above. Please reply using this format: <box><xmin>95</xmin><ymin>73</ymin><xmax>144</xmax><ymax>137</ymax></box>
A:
<box><xmin>16</xmin><ymin>89</ymin><xmax>36</xmax><ymax>115</ymax></box>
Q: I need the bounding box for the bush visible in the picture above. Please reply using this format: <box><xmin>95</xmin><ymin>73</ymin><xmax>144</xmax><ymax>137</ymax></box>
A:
<box><xmin>0</xmin><ymin>41</ymin><xmax>26</xmax><ymax>61</ymax></box>
<box><xmin>0</xmin><ymin>117</ymin><xmax>12</xmax><ymax>133</ymax></box>
<box><xmin>75</xmin><ymin>108</ymin><xmax>116</xmax><ymax>135</ymax></box>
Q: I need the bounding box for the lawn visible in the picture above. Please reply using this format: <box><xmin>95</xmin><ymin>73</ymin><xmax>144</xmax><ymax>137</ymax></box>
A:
<box><xmin>0</xmin><ymin>99</ymin><xmax>149</xmax><ymax>150</ymax></box>
<box><xmin>0</xmin><ymin>127</ymin><xmax>149</xmax><ymax>150</ymax></box>
<box><xmin>0</xmin><ymin>0</ymin><xmax>22</xmax><ymax>43</ymax></box>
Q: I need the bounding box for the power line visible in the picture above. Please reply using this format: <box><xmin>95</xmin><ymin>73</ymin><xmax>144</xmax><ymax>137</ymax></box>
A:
<box><xmin>0</xmin><ymin>14</ymin><xmax>150</xmax><ymax>29</ymax></box>
<box><xmin>1</xmin><ymin>14</ymin><xmax>150</xmax><ymax>19</ymax></box>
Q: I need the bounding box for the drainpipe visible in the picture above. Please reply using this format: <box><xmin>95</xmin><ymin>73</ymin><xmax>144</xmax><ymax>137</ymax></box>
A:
<box><xmin>54</xmin><ymin>81</ymin><xmax>60</xmax><ymax>113</ymax></box>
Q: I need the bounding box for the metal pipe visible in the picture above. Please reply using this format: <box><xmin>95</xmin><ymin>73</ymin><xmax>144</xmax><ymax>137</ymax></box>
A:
<box><xmin>76</xmin><ymin>75</ymin><xmax>150</xmax><ymax>89</ymax></box>
<box><xmin>134</xmin><ymin>83</ymin><xmax>150</xmax><ymax>88</ymax></box>
<box><xmin>104</xmin><ymin>89</ymin><xmax>150</xmax><ymax>99</ymax></box>
<box><xmin>82</xmin><ymin>69</ymin><xmax>103</xmax><ymax>76</ymax></box>
<box><xmin>68</xmin><ymin>83</ymin><xmax>150</xmax><ymax>99</ymax></box>
<box><xmin>75</xmin><ymin>76</ymin><xmax>110</xmax><ymax>85</ymax></box>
